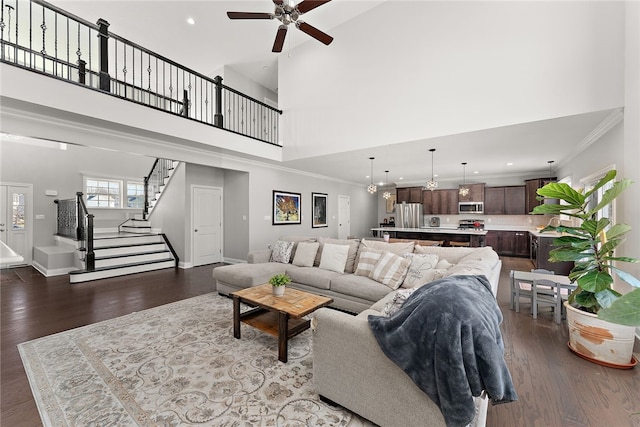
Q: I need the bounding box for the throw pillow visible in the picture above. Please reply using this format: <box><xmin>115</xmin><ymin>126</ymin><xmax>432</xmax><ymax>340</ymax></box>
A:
<box><xmin>369</xmin><ymin>251</ymin><xmax>411</xmax><ymax>290</ymax></box>
<box><xmin>381</xmin><ymin>288</ymin><xmax>417</xmax><ymax>317</ymax></box>
<box><xmin>401</xmin><ymin>253</ymin><xmax>440</xmax><ymax>288</ymax></box>
<box><xmin>421</xmin><ymin>259</ymin><xmax>456</xmax><ymax>283</ymax></box>
<box><xmin>354</xmin><ymin>248</ymin><xmax>385</xmax><ymax>277</ymax></box>
<box><xmin>270</xmin><ymin>240</ymin><xmax>294</xmax><ymax>264</ymax></box>
<box><xmin>319</xmin><ymin>243</ymin><xmax>350</xmax><ymax>274</ymax></box>
<box><xmin>315</xmin><ymin>237</ymin><xmax>360</xmax><ymax>273</ymax></box>
<box><xmin>292</xmin><ymin>241</ymin><xmax>320</xmax><ymax>267</ymax></box>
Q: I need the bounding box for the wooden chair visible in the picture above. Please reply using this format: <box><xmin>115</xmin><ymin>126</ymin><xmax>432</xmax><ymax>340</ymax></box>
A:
<box><xmin>510</xmin><ymin>269</ymin><xmax>554</xmax><ymax>314</ymax></box>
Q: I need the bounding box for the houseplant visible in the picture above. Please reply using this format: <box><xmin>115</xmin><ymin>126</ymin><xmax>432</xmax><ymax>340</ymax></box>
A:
<box><xmin>532</xmin><ymin>170</ymin><xmax>639</xmax><ymax>366</ymax></box>
<box><xmin>269</xmin><ymin>273</ymin><xmax>291</xmax><ymax>297</ymax></box>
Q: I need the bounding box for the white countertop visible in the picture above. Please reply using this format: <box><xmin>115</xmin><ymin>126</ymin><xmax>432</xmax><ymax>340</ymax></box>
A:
<box><xmin>371</xmin><ymin>227</ymin><xmax>487</xmax><ymax>235</ymax></box>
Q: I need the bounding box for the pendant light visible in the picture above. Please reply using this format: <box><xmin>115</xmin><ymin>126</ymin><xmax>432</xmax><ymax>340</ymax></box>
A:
<box><xmin>459</xmin><ymin>162</ymin><xmax>470</xmax><ymax>196</ymax></box>
<box><xmin>383</xmin><ymin>170</ymin><xmax>391</xmax><ymax>200</ymax></box>
<box><xmin>367</xmin><ymin>157</ymin><xmax>377</xmax><ymax>194</ymax></box>
<box><xmin>425</xmin><ymin>148</ymin><xmax>438</xmax><ymax>191</ymax></box>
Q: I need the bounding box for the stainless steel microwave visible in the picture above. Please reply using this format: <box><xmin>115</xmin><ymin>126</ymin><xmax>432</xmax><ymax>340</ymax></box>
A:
<box><xmin>459</xmin><ymin>202</ymin><xmax>484</xmax><ymax>214</ymax></box>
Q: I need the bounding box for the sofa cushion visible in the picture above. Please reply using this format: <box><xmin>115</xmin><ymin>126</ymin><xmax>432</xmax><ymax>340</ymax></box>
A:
<box><xmin>213</xmin><ymin>262</ymin><xmax>289</xmax><ymax>287</ymax></box>
<box><xmin>354</xmin><ymin>248</ymin><xmax>385</xmax><ymax>277</ymax></box>
<box><xmin>319</xmin><ymin>243</ymin><xmax>350</xmax><ymax>274</ymax></box>
<box><xmin>414</xmin><ymin>245</ymin><xmax>474</xmax><ymax>264</ymax></box>
<box><xmin>286</xmin><ymin>266</ymin><xmax>340</xmax><ymax>290</ymax></box>
<box><xmin>370</xmin><ymin>251</ymin><xmax>411</xmax><ymax>290</ymax></box>
<box><xmin>315</xmin><ymin>238</ymin><xmax>360</xmax><ymax>273</ymax></box>
<box><xmin>270</xmin><ymin>240</ymin><xmax>294</xmax><ymax>263</ymax></box>
<box><xmin>359</xmin><ymin>239</ymin><xmax>415</xmax><ymax>257</ymax></box>
<box><xmin>445</xmin><ymin>247</ymin><xmax>500</xmax><ymax>279</ymax></box>
<box><xmin>401</xmin><ymin>253</ymin><xmax>439</xmax><ymax>289</ymax></box>
<box><xmin>279</xmin><ymin>235</ymin><xmax>317</xmax><ymax>262</ymax></box>
<box><xmin>292</xmin><ymin>241</ymin><xmax>320</xmax><ymax>267</ymax></box>
<box><xmin>330</xmin><ymin>274</ymin><xmax>393</xmax><ymax>302</ymax></box>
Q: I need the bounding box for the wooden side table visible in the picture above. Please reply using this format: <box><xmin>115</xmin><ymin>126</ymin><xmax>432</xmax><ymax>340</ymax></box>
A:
<box><xmin>232</xmin><ymin>284</ymin><xmax>333</xmax><ymax>362</ymax></box>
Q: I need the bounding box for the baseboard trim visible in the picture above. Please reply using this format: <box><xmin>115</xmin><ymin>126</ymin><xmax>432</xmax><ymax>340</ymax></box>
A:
<box><xmin>32</xmin><ymin>261</ymin><xmax>76</xmax><ymax>277</ymax></box>
<box><xmin>223</xmin><ymin>257</ymin><xmax>246</xmax><ymax>265</ymax></box>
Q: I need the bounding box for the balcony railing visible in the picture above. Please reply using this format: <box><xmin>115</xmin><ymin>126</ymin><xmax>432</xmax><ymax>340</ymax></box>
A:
<box><xmin>0</xmin><ymin>0</ymin><xmax>282</xmax><ymax>145</ymax></box>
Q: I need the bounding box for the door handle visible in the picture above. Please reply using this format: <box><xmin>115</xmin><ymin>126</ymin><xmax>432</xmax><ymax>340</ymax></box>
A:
<box><xmin>194</xmin><ymin>229</ymin><xmax>198</xmax><ymax>232</ymax></box>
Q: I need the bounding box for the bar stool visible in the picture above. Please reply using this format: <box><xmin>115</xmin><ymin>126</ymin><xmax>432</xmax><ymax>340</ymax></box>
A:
<box><xmin>449</xmin><ymin>241</ymin><xmax>470</xmax><ymax>247</ymax></box>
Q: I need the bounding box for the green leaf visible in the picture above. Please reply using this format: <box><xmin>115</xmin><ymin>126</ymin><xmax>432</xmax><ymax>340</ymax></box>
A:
<box><xmin>605</xmin><ymin>256</ymin><xmax>640</xmax><ymax>264</ymax></box>
<box><xmin>584</xmin><ymin>170</ymin><xmax>616</xmax><ymax>199</ymax></box>
<box><xmin>612</xmin><ymin>268</ymin><xmax>640</xmax><ymax>288</ymax></box>
<box><xmin>594</xmin><ymin>288</ymin><xmax>621</xmax><ymax>309</ymax></box>
<box><xmin>597</xmin><ymin>288</ymin><xmax>640</xmax><ymax>326</ymax></box>
<box><xmin>577</xmin><ymin>270</ymin><xmax>613</xmax><ymax>293</ymax></box>
<box><xmin>588</xmin><ymin>179</ymin><xmax>633</xmax><ymax>217</ymax></box>
<box><xmin>606</xmin><ymin>223</ymin><xmax>631</xmax><ymax>240</ymax></box>
<box><xmin>536</xmin><ymin>182</ymin><xmax>585</xmax><ymax>205</ymax></box>
<box><xmin>531</xmin><ymin>203</ymin><xmax>580</xmax><ymax>215</ymax></box>
<box><xmin>574</xmin><ymin>290</ymin><xmax>599</xmax><ymax>311</ymax></box>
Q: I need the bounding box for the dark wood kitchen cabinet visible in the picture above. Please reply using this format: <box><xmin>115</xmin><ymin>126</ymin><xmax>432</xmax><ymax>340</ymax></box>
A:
<box><xmin>397</xmin><ymin>187</ymin><xmax>423</xmax><ymax>204</ymax></box>
<box><xmin>486</xmin><ymin>230</ymin><xmax>528</xmax><ymax>257</ymax></box>
<box><xmin>484</xmin><ymin>186</ymin><xmax>526</xmax><ymax>215</ymax></box>
<box><xmin>422</xmin><ymin>190</ymin><xmax>433</xmax><ymax>213</ymax></box>
<box><xmin>525</xmin><ymin>177</ymin><xmax>557</xmax><ymax>214</ymax></box>
<box><xmin>458</xmin><ymin>183</ymin><xmax>485</xmax><ymax>203</ymax></box>
<box><xmin>431</xmin><ymin>189</ymin><xmax>458</xmax><ymax>214</ymax></box>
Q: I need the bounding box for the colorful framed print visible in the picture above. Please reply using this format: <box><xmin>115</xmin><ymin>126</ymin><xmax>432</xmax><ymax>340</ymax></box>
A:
<box><xmin>312</xmin><ymin>192</ymin><xmax>328</xmax><ymax>228</ymax></box>
<box><xmin>273</xmin><ymin>190</ymin><xmax>301</xmax><ymax>225</ymax></box>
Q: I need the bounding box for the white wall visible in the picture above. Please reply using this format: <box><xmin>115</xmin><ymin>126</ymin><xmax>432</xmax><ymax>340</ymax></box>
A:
<box><xmin>279</xmin><ymin>1</ymin><xmax>625</xmax><ymax>160</ymax></box>
<box><xmin>0</xmin><ymin>139</ymin><xmax>155</xmax><ymax>246</ymax></box>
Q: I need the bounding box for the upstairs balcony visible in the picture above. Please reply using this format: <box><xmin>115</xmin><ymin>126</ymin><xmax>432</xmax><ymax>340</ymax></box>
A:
<box><xmin>0</xmin><ymin>0</ymin><xmax>282</xmax><ymax>153</ymax></box>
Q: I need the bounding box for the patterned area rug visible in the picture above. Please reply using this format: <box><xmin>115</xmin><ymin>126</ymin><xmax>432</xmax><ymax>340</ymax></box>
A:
<box><xmin>18</xmin><ymin>293</ymin><xmax>374</xmax><ymax>426</ymax></box>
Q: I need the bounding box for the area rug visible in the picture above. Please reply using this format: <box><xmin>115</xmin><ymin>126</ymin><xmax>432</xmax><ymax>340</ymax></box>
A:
<box><xmin>18</xmin><ymin>293</ymin><xmax>374</xmax><ymax>426</ymax></box>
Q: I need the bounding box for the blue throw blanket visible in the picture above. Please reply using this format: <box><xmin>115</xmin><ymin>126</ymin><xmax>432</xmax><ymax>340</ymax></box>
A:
<box><xmin>368</xmin><ymin>275</ymin><xmax>517</xmax><ymax>427</ymax></box>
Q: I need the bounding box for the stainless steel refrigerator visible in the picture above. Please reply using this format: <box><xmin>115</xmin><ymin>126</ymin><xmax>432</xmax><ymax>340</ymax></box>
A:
<box><xmin>396</xmin><ymin>203</ymin><xmax>423</xmax><ymax>228</ymax></box>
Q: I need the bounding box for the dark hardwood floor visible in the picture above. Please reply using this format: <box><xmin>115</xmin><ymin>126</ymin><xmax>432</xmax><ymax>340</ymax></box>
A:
<box><xmin>1</xmin><ymin>258</ymin><xmax>639</xmax><ymax>426</ymax></box>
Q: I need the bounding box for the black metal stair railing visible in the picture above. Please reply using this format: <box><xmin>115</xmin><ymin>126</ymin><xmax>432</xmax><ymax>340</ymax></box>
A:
<box><xmin>0</xmin><ymin>0</ymin><xmax>283</xmax><ymax>145</ymax></box>
<box><xmin>143</xmin><ymin>158</ymin><xmax>175</xmax><ymax>220</ymax></box>
<box><xmin>54</xmin><ymin>192</ymin><xmax>95</xmax><ymax>271</ymax></box>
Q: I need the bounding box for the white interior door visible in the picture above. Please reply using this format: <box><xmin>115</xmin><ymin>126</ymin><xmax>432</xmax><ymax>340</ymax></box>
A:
<box><xmin>0</xmin><ymin>184</ymin><xmax>33</xmax><ymax>265</ymax></box>
<box><xmin>338</xmin><ymin>195</ymin><xmax>351</xmax><ymax>240</ymax></box>
<box><xmin>192</xmin><ymin>186</ymin><xmax>222</xmax><ymax>266</ymax></box>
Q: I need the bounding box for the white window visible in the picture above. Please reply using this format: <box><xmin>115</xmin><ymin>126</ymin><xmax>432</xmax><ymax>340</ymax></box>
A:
<box><xmin>85</xmin><ymin>178</ymin><xmax>122</xmax><ymax>208</ymax></box>
<box><xmin>580</xmin><ymin>166</ymin><xmax>616</xmax><ymax>223</ymax></box>
<box><xmin>127</xmin><ymin>182</ymin><xmax>145</xmax><ymax>209</ymax></box>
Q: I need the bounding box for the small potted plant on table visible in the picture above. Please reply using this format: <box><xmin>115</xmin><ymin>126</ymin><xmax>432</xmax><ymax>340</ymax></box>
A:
<box><xmin>269</xmin><ymin>273</ymin><xmax>291</xmax><ymax>297</ymax></box>
<box><xmin>533</xmin><ymin>170</ymin><xmax>639</xmax><ymax>367</ymax></box>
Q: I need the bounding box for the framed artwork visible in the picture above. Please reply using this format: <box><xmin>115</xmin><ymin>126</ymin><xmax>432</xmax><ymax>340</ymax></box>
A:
<box><xmin>273</xmin><ymin>190</ymin><xmax>301</xmax><ymax>225</ymax></box>
<box><xmin>386</xmin><ymin>194</ymin><xmax>397</xmax><ymax>214</ymax></box>
<box><xmin>312</xmin><ymin>192</ymin><xmax>328</xmax><ymax>228</ymax></box>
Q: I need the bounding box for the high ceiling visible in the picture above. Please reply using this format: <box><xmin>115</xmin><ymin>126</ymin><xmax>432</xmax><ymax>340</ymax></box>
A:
<box><xmin>51</xmin><ymin>0</ymin><xmax>622</xmax><ymax>188</ymax></box>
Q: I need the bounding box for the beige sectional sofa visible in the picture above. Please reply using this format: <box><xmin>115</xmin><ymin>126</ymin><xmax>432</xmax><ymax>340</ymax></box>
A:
<box><xmin>212</xmin><ymin>236</ymin><xmax>503</xmax><ymax>427</ymax></box>
<box><xmin>214</xmin><ymin>236</ymin><xmax>501</xmax><ymax>313</ymax></box>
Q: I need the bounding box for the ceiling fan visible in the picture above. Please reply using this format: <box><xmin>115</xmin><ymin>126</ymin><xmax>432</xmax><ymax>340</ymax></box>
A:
<box><xmin>227</xmin><ymin>0</ymin><xmax>334</xmax><ymax>53</ymax></box>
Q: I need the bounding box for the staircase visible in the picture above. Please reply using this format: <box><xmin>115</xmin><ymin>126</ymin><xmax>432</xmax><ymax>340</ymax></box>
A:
<box><xmin>69</xmin><ymin>219</ymin><xmax>177</xmax><ymax>283</ymax></box>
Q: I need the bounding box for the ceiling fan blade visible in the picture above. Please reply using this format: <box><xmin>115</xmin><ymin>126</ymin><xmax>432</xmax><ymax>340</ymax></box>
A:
<box><xmin>296</xmin><ymin>0</ymin><xmax>331</xmax><ymax>15</ymax></box>
<box><xmin>297</xmin><ymin>21</ymin><xmax>333</xmax><ymax>45</ymax></box>
<box><xmin>227</xmin><ymin>12</ymin><xmax>273</xmax><ymax>20</ymax></box>
<box><xmin>272</xmin><ymin>25</ymin><xmax>288</xmax><ymax>53</ymax></box>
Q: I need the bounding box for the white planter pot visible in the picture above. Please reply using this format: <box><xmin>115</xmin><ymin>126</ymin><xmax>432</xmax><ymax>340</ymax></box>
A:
<box><xmin>565</xmin><ymin>301</ymin><xmax>636</xmax><ymax>367</ymax></box>
<box><xmin>272</xmin><ymin>285</ymin><xmax>285</xmax><ymax>297</ymax></box>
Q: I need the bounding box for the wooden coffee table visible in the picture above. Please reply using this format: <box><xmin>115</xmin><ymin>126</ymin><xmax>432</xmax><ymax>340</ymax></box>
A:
<box><xmin>232</xmin><ymin>284</ymin><xmax>333</xmax><ymax>362</ymax></box>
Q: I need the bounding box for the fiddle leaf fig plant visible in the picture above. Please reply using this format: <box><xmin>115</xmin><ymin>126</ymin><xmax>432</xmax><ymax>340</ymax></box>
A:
<box><xmin>532</xmin><ymin>170</ymin><xmax>640</xmax><ymax>326</ymax></box>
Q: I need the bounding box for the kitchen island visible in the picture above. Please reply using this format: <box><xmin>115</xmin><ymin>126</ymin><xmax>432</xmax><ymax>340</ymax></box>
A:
<box><xmin>370</xmin><ymin>227</ymin><xmax>487</xmax><ymax>247</ymax></box>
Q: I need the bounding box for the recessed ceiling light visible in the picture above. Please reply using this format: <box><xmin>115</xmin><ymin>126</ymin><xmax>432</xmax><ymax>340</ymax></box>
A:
<box><xmin>506</xmin><ymin>162</ymin><xmax>514</xmax><ymax>166</ymax></box>
<box><xmin>474</xmin><ymin>170</ymin><xmax>480</xmax><ymax>174</ymax></box>
<box><xmin>186</xmin><ymin>17</ymin><xmax>195</xmax><ymax>25</ymax></box>
<box><xmin>399</xmin><ymin>177</ymin><xmax>404</xmax><ymax>180</ymax></box>
<box><xmin>263</xmin><ymin>65</ymin><xmax>269</xmax><ymax>70</ymax></box>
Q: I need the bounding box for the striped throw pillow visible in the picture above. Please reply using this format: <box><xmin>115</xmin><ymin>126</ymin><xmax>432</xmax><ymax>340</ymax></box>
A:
<box><xmin>354</xmin><ymin>248</ymin><xmax>385</xmax><ymax>276</ymax></box>
<box><xmin>369</xmin><ymin>251</ymin><xmax>411</xmax><ymax>290</ymax></box>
